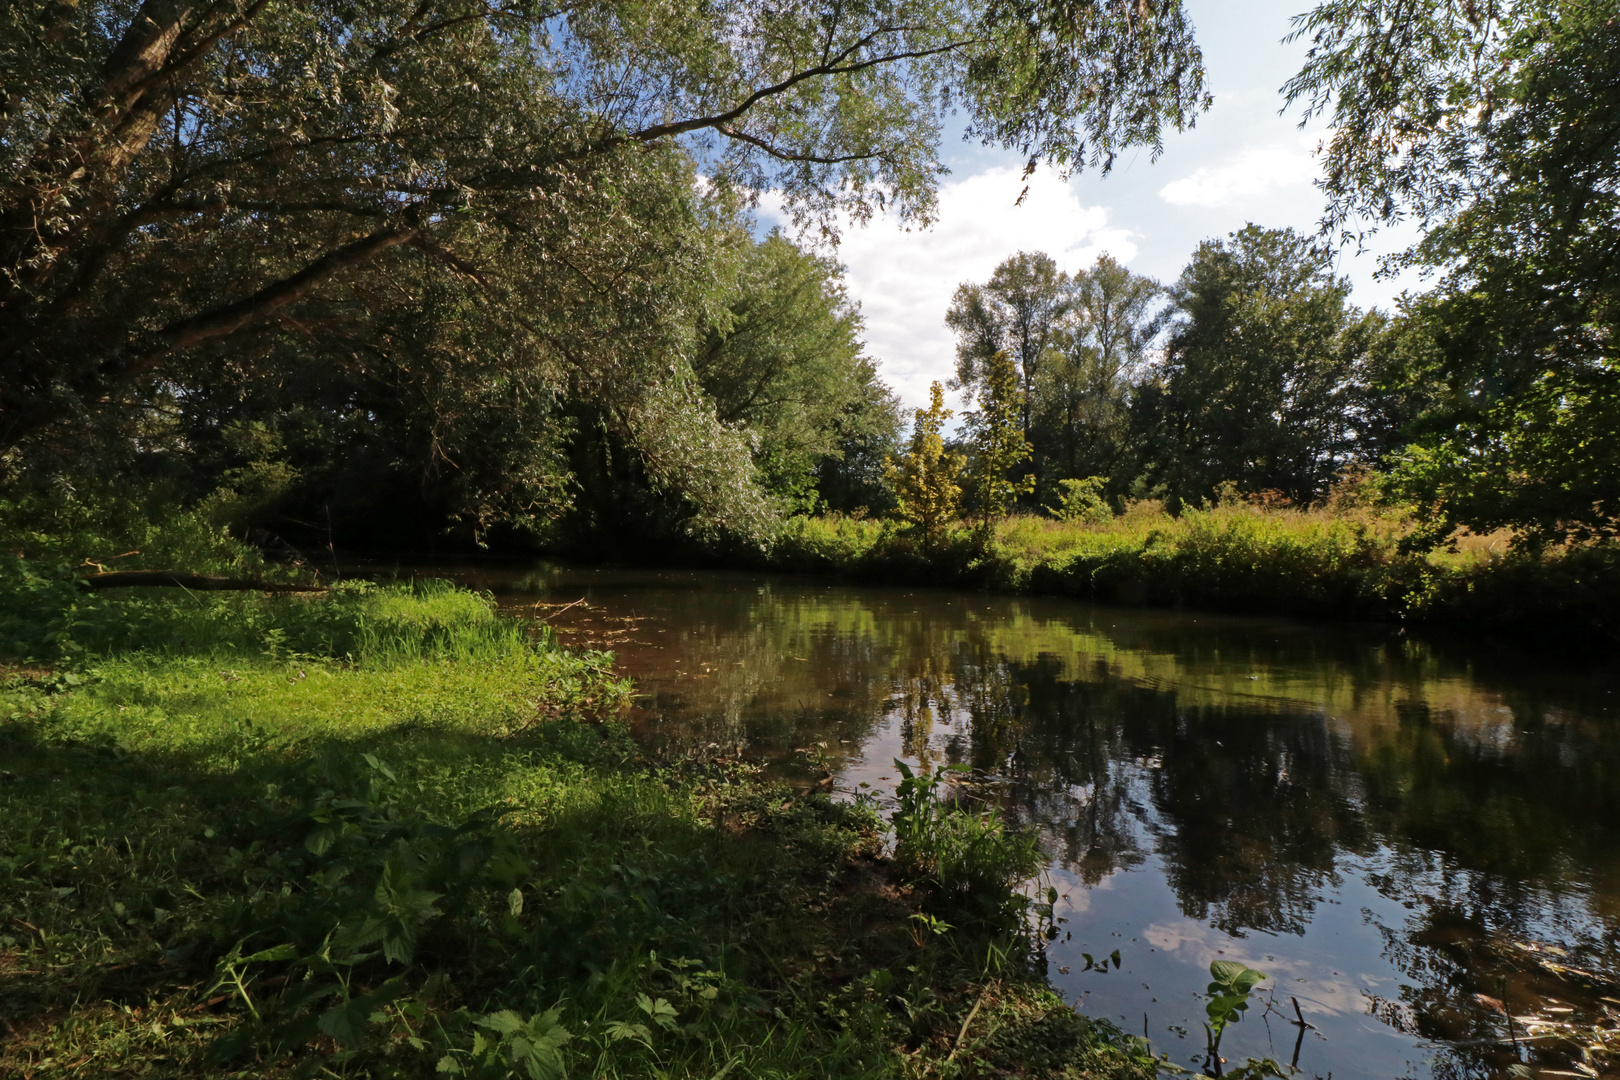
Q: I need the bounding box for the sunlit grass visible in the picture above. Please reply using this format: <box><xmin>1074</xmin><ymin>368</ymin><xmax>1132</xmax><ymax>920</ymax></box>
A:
<box><xmin>774</xmin><ymin>502</ymin><xmax>1620</xmax><ymax>640</ymax></box>
<box><xmin>0</xmin><ymin>579</ymin><xmax>1154</xmax><ymax>1078</ymax></box>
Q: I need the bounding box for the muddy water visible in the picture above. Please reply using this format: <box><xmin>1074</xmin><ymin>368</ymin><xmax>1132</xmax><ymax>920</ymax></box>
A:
<box><xmin>447</xmin><ymin>561</ymin><xmax>1620</xmax><ymax>1079</ymax></box>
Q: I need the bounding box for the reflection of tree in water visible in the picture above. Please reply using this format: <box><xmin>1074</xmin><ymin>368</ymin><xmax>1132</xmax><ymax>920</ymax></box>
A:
<box><xmin>944</xmin><ymin>651</ymin><xmax>1365</xmax><ymax>933</ymax></box>
<box><xmin>1132</xmin><ymin>701</ymin><xmax>1366</xmax><ymax>937</ymax></box>
<box><xmin>525</xmin><ymin>569</ymin><xmax>1620</xmax><ymax>1072</ymax></box>
<box><xmin>1346</xmin><ymin>700</ymin><xmax>1620</xmax><ymax>1079</ymax></box>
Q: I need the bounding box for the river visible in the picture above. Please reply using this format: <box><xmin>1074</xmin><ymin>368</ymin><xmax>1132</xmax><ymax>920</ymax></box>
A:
<box><xmin>445</xmin><ymin>561</ymin><xmax>1620</xmax><ymax>1079</ymax></box>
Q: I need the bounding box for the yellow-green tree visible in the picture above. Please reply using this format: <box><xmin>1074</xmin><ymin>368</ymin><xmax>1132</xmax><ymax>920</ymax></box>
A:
<box><xmin>966</xmin><ymin>350</ymin><xmax>1036</xmax><ymax>524</ymax></box>
<box><xmin>887</xmin><ymin>382</ymin><xmax>964</xmax><ymax>546</ymax></box>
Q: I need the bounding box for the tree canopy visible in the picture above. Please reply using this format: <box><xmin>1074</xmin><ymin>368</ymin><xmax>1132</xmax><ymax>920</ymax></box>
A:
<box><xmin>1132</xmin><ymin>225</ymin><xmax>1378</xmax><ymax>506</ymax></box>
<box><xmin>1</xmin><ymin>0</ymin><xmax>1210</xmax><ymax>542</ymax></box>
<box><xmin>1285</xmin><ymin>0</ymin><xmax>1620</xmax><ymax>543</ymax></box>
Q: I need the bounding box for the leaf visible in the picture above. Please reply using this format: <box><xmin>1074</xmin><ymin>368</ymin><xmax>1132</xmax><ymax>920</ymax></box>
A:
<box><xmin>436</xmin><ymin>1055</ymin><xmax>463</xmax><ymax>1074</ymax></box>
<box><xmin>508</xmin><ymin>887</ymin><xmax>524</xmax><ymax>917</ymax></box>
<box><xmin>604</xmin><ymin>1020</ymin><xmax>652</xmax><ymax>1045</ymax></box>
<box><xmin>1232</xmin><ymin>968</ymin><xmax>1266</xmax><ymax>993</ymax></box>
<box><xmin>319</xmin><ymin>997</ymin><xmax>372</xmax><ymax>1048</ymax></box>
<box><xmin>317</xmin><ymin>978</ymin><xmax>405</xmax><ymax>1049</ymax></box>
<box><xmin>240</xmin><ymin>943</ymin><xmax>299</xmax><ymax>964</ymax></box>
<box><xmin>474</xmin><ymin>1009</ymin><xmax>526</xmax><ymax>1035</ymax></box>
<box><xmin>637</xmin><ymin>993</ymin><xmax>679</xmax><ymax>1030</ymax></box>
<box><xmin>1209</xmin><ymin>959</ymin><xmax>1248</xmax><ymax>984</ymax></box>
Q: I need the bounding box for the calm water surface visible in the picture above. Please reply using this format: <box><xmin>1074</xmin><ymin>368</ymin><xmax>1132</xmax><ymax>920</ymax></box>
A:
<box><xmin>448</xmin><ymin>562</ymin><xmax>1620</xmax><ymax>1079</ymax></box>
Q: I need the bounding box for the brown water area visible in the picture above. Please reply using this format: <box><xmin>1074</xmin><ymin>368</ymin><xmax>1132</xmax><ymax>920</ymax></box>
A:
<box><xmin>421</xmin><ymin>560</ymin><xmax>1620</xmax><ymax>1079</ymax></box>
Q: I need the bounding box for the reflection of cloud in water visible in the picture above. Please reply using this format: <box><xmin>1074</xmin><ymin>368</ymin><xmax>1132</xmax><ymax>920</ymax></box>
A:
<box><xmin>1048</xmin><ymin>866</ymin><xmax>1117</xmax><ymax>918</ymax></box>
<box><xmin>1142</xmin><ymin>920</ymin><xmax>1392</xmax><ymax>1018</ymax></box>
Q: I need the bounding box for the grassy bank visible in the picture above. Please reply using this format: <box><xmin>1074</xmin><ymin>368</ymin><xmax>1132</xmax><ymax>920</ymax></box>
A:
<box><xmin>770</xmin><ymin>502</ymin><xmax>1620</xmax><ymax>643</ymax></box>
<box><xmin>0</xmin><ymin>571</ymin><xmax>1164</xmax><ymax>1078</ymax></box>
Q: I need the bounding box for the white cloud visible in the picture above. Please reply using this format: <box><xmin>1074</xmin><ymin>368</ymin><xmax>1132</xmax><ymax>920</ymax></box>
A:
<box><xmin>760</xmin><ymin>167</ymin><xmax>1136</xmax><ymax>410</ymax></box>
<box><xmin>1157</xmin><ymin>135</ymin><xmax>1322</xmax><ymax>209</ymax></box>
<box><xmin>1141</xmin><ymin>919</ymin><xmax>1388</xmax><ymax>1017</ymax></box>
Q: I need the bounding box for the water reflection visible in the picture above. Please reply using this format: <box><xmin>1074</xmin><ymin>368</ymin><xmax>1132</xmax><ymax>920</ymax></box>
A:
<box><xmin>445</xmin><ymin>562</ymin><xmax>1620</xmax><ymax>1079</ymax></box>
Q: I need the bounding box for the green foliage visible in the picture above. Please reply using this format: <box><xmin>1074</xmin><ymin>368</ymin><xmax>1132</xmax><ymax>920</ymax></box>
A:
<box><xmin>1131</xmin><ymin>225</ymin><xmax>1380</xmax><ymax>508</ymax></box>
<box><xmin>1046</xmin><ymin>476</ymin><xmax>1113</xmax><ymax>525</ymax></box>
<box><xmin>1035</xmin><ymin>255</ymin><xmax>1164</xmax><ymax>496</ymax></box>
<box><xmin>0</xmin><ymin>574</ymin><xmax>1154</xmax><ymax>1078</ymax></box>
<box><xmin>693</xmin><ymin>231</ymin><xmax>899</xmax><ymax>516</ymax></box>
<box><xmin>0</xmin><ymin>0</ymin><xmax>1209</xmax><ymax>550</ymax></box>
<box><xmin>889</xmin><ymin>760</ymin><xmax>1045</xmax><ymax>931</ymax></box>
<box><xmin>1200</xmin><ymin>960</ymin><xmax>1268</xmax><ymax>1074</ymax></box>
<box><xmin>1285</xmin><ymin>0</ymin><xmax>1620</xmax><ymax>545</ymax></box>
<box><xmin>948</xmin><ymin>252</ymin><xmax>1072</xmax><ymax>441</ymax></box>
<box><xmin>965</xmin><ymin>351</ymin><xmax>1037</xmax><ymax>523</ymax></box>
<box><xmin>1203</xmin><ymin>960</ymin><xmax>1266</xmax><ymax>1038</ymax></box>
<box><xmin>772</xmin><ymin>502</ymin><xmax>1620</xmax><ymax>644</ymax></box>
<box><xmin>887</xmin><ymin>381</ymin><xmax>965</xmax><ymax>547</ymax></box>
<box><xmin>438</xmin><ymin>1008</ymin><xmax>572</xmax><ymax>1079</ymax></box>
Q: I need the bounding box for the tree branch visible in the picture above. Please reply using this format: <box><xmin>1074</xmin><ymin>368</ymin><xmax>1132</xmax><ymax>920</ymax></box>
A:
<box><xmin>713</xmin><ymin>123</ymin><xmax>881</xmax><ymax>164</ymax></box>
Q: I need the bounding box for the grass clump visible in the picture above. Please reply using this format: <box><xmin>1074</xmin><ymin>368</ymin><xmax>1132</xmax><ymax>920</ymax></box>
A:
<box><xmin>0</xmin><ymin>573</ymin><xmax>1157</xmax><ymax>1079</ymax></box>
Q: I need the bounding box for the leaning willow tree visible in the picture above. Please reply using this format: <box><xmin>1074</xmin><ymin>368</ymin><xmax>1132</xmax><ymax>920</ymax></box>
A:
<box><xmin>1</xmin><ymin>0</ymin><xmax>1208</xmax><ymax>538</ymax></box>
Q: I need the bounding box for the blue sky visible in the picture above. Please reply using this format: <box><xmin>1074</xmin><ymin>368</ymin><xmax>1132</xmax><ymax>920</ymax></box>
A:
<box><xmin>762</xmin><ymin>0</ymin><xmax>1426</xmax><ymax>409</ymax></box>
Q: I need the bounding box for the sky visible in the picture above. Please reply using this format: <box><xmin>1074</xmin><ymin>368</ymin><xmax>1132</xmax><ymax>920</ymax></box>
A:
<box><xmin>757</xmin><ymin>0</ymin><xmax>1426</xmax><ymax>411</ymax></box>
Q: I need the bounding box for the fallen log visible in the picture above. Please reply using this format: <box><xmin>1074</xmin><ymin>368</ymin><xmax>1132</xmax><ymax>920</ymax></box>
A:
<box><xmin>82</xmin><ymin>571</ymin><xmax>326</xmax><ymax>592</ymax></box>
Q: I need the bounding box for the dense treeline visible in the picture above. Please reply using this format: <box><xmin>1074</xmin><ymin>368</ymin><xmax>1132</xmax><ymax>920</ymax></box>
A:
<box><xmin>1</xmin><ymin>0</ymin><xmax>1615</xmax><ymax>563</ymax></box>
<box><xmin>925</xmin><ymin>0</ymin><xmax>1620</xmax><ymax>552</ymax></box>
<box><xmin>939</xmin><ymin>226</ymin><xmax>1423</xmax><ymax>518</ymax></box>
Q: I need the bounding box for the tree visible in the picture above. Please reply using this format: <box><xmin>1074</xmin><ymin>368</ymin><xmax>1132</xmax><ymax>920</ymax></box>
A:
<box><xmin>815</xmin><ymin>372</ymin><xmax>905</xmax><ymax>516</ymax></box>
<box><xmin>1034</xmin><ymin>253</ymin><xmax>1161</xmax><ymax>490</ymax></box>
<box><xmin>964</xmin><ymin>350</ymin><xmax>1035</xmax><ymax>523</ymax></box>
<box><xmin>694</xmin><ymin>232</ymin><xmax>887</xmax><ymax>513</ymax></box>
<box><xmin>888</xmin><ymin>382</ymin><xmax>963</xmax><ymax>546</ymax></box>
<box><xmin>1132</xmin><ymin>226</ymin><xmax>1369</xmax><ymax>507</ymax></box>
<box><xmin>946</xmin><ymin>252</ymin><xmax>1072</xmax><ymax>439</ymax></box>
<box><xmin>1284</xmin><ymin>0</ymin><xmax>1620</xmax><ymax>543</ymax></box>
<box><xmin>0</xmin><ymin>0</ymin><xmax>1209</xmax><ymax>502</ymax></box>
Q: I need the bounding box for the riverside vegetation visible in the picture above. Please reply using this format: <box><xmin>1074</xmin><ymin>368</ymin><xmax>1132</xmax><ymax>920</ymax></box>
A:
<box><xmin>768</xmin><ymin>494</ymin><xmax>1620</xmax><ymax>646</ymax></box>
<box><xmin>0</xmin><ymin>516</ymin><xmax>1180</xmax><ymax>1079</ymax></box>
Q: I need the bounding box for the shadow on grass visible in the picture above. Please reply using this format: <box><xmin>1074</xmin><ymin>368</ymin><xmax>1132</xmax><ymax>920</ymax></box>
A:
<box><xmin>0</xmin><ymin>716</ymin><xmax>1145</xmax><ymax>1079</ymax></box>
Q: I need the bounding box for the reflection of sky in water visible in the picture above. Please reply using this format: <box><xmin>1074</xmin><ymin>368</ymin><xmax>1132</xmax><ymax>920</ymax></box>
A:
<box><xmin>844</xmin><ymin>706</ymin><xmax>1438</xmax><ymax>1079</ymax></box>
<box><xmin>445</xmin><ymin>563</ymin><xmax>1620</xmax><ymax>1080</ymax></box>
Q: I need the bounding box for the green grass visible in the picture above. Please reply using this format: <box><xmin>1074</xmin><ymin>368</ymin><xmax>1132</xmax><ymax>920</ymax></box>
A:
<box><xmin>0</xmin><ymin>577</ymin><xmax>1161</xmax><ymax>1079</ymax></box>
<box><xmin>769</xmin><ymin>503</ymin><xmax>1620</xmax><ymax>643</ymax></box>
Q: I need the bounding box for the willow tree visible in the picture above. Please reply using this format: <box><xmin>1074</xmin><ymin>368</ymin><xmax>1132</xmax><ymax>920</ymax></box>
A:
<box><xmin>0</xmin><ymin>0</ymin><xmax>1208</xmax><ymax>536</ymax></box>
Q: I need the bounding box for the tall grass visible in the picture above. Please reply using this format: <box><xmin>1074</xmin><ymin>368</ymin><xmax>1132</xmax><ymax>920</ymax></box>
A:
<box><xmin>770</xmin><ymin>502</ymin><xmax>1620</xmax><ymax>641</ymax></box>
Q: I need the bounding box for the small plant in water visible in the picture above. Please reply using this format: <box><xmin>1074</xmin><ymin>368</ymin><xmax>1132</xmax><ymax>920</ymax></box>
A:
<box><xmin>1202</xmin><ymin>960</ymin><xmax>1268</xmax><ymax>1075</ymax></box>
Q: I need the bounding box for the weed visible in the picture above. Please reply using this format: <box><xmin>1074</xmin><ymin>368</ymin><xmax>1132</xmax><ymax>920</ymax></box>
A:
<box><xmin>890</xmin><ymin>759</ymin><xmax>1045</xmax><ymax>932</ymax></box>
<box><xmin>1200</xmin><ymin>960</ymin><xmax>1269</xmax><ymax>1076</ymax></box>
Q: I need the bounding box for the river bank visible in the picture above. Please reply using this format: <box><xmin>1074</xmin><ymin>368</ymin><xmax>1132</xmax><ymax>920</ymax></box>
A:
<box><xmin>0</xmin><ymin>570</ymin><xmax>1168</xmax><ymax>1079</ymax></box>
<box><xmin>764</xmin><ymin>505</ymin><xmax>1620</xmax><ymax>646</ymax></box>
